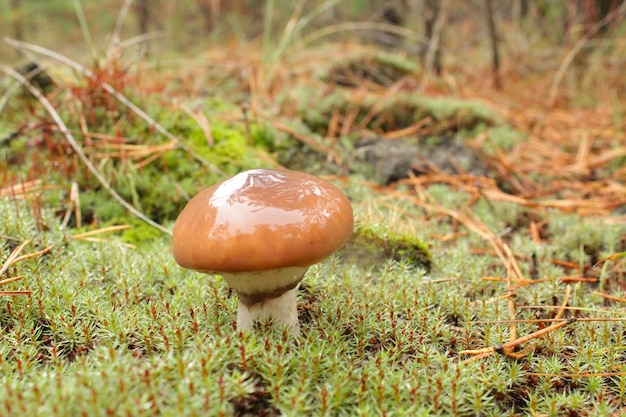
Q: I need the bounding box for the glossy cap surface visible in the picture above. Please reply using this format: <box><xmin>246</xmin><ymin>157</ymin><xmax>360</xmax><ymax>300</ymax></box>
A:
<box><xmin>172</xmin><ymin>169</ymin><xmax>354</xmax><ymax>273</ymax></box>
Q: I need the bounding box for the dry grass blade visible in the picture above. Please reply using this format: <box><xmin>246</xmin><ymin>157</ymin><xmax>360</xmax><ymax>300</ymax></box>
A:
<box><xmin>482</xmin><ymin>276</ymin><xmax>596</xmax><ymax>288</ymax></box>
<box><xmin>409</xmin><ymin>196</ymin><xmax>525</xmax><ymax>280</ymax></box>
<box><xmin>8</xmin><ymin>245</ymin><xmax>54</xmax><ymax>265</ymax></box>
<box><xmin>1</xmin><ymin>241</ymin><xmax>52</xmax><ymax>298</ymax></box>
<box><xmin>0</xmin><ymin>180</ymin><xmax>59</xmax><ymax>200</ymax></box>
<box><xmin>177</xmin><ymin>101</ymin><xmax>214</xmax><ymax>147</ymax></box>
<box><xmin>482</xmin><ymin>276</ymin><xmax>549</xmax><ymax>289</ymax></box>
<box><xmin>0</xmin><ymin>240</ymin><xmax>30</xmax><ymax>277</ymax></box>
<box><xmin>594</xmin><ymin>251</ymin><xmax>626</xmax><ymax>267</ymax></box>
<box><xmin>405</xmin><ymin>166</ymin><xmax>626</xmax><ymax>216</ymax></box>
<box><xmin>73</xmin><ymin>237</ymin><xmax>136</xmax><ymax>249</ymax></box>
<box><xmin>92</xmin><ymin>142</ymin><xmax>177</xmax><ymax>160</ymax></box>
<box><xmin>382</xmin><ymin>117</ymin><xmax>432</xmax><ymax>139</ymax></box>
<box><xmin>71</xmin><ymin>225</ymin><xmax>133</xmax><ymax>239</ymax></box>
<box><xmin>554</xmin><ymin>285</ymin><xmax>571</xmax><ymax>320</ymax></box>
<box><xmin>71</xmin><ymin>225</ymin><xmax>136</xmax><ymax>248</ymax></box>
<box><xmin>527</xmin><ymin>371</ymin><xmax>626</xmax><ymax>378</ymax></box>
<box><xmin>61</xmin><ymin>181</ymin><xmax>81</xmax><ymax>229</ymax></box>
<box><xmin>461</xmin><ymin>270</ymin><xmax>575</xmax><ymax>362</ymax></box>
<box><xmin>461</xmin><ymin>281</ymin><xmax>577</xmax><ymax>363</ymax></box>
<box><xmin>469</xmin><ymin>317</ymin><xmax>626</xmax><ymax>324</ymax></box>
<box><xmin>456</xmin><ymin>123</ymin><xmax>626</xmax><ymax>216</ymax></box>
<box><xmin>409</xmin><ymin>191</ymin><xmax>524</xmax><ymax>350</ymax></box>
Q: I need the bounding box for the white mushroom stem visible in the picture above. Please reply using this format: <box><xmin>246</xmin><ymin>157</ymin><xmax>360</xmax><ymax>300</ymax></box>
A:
<box><xmin>236</xmin><ymin>288</ymin><xmax>300</xmax><ymax>335</ymax></box>
<box><xmin>221</xmin><ymin>267</ymin><xmax>307</xmax><ymax>336</ymax></box>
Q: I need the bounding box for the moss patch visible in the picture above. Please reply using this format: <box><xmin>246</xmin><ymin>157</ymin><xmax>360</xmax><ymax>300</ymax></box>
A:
<box><xmin>322</xmin><ymin>51</ymin><xmax>421</xmax><ymax>87</ymax></box>
<box><xmin>297</xmin><ymin>88</ymin><xmax>500</xmax><ymax>135</ymax></box>
<box><xmin>341</xmin><ymin>223</ymin><xmax>432</xmax><ymax>271</ymax></box>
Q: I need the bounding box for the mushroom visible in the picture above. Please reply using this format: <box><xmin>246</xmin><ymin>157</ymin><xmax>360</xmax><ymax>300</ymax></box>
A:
<box><xmin>172</xmin><ymin>168</ymin><xmax>353</xmax><ymax>335</ymax></box>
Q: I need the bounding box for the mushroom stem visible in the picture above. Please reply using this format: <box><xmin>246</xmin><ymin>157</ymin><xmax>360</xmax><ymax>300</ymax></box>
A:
<box><xmin>236</xmin><ymin>288</ymin><xmax>300</xmax><ymax>336</ymax></box>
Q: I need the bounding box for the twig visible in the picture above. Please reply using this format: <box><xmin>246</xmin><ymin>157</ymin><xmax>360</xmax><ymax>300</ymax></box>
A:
<box><xmin>593</xmin><ymin>291</ymin><xmax>626</xmax><ymax>304</ymax></box>
<box><xmin>0</xmin><ymin>275</ymin><xmax>25</xmax><ymax>286</ymax></box>
<box><xmin>0</xmin><ymin>291</ymin><xmax>32</xmax><ymax>297</ymax></box>
<box><xmin>424</xmin><ymin>0</ymin><xmax>449</xmax><ymax>76</ymax></box>
<box><xmin>554</xmin><ymin>284</ymin><xmax>571</xmax><ymax>321</ymax></box>
<box><xmin>527</xmin><ymin>371</ymin><xmax>626</xmax><ymax>378</ymax></box>
<box><xmin>460</xmin><ymin>318</ymin><xmax>577</xmax><ymax>356</ymax></box>
<box><xmin>467</xmin><ymin>317</ymin><xmax>626</xmax><ymax>324</ymax></box>
<box><xmin>8</xmin><ymin>245</ymin><xmax>54</xmax><ymax>265</ymax></box>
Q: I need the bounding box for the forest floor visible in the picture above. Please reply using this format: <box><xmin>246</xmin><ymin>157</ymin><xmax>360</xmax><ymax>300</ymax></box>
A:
<box><xmin>1</xmin><ymin>28</ymin><xmax>626</xmax><ymax>416</ymax></box>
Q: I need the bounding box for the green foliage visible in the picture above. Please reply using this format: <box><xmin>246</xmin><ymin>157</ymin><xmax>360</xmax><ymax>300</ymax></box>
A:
<box><xmin>483</xmin><ymin>125</ymin><xmax>527</xmax><ymax>154</ymax></box>
<box><xmin>250</xmin><ymin>122</ymin><xmax>293</xmax><ymax>154</ymax></box>
<box><xmin>158</xmin><ymin>103</ymin><xmax>273</xmax><ymax>177</ymax></box>
<box><xmin>343</xmin><ymin>222</ymin><xmax>432</xmax><ymax>271</ymax></box>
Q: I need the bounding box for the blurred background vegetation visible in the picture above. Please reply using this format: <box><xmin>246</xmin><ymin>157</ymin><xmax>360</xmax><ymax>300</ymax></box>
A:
<box><xmin>2</xmin><ymin>0</ymin><xmax>625</xmax><ymax>81</ymax></box>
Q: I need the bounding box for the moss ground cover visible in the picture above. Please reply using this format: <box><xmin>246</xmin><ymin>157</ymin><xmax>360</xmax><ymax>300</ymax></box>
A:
<box><xmin>2</xmin><ymin>3</ymin><xmax>626</xmax><ymax>416</ymax></box>
<box><xmin>1</xmin><ymin>181</ymin><xmax>625</xmax><ymax>415</ymax></box>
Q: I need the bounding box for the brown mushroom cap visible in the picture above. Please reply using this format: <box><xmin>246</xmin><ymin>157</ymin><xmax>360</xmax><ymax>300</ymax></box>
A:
<box><xmin>172</xmin><ymin>169</ymin><xmax>353</xmax><ymax>273</ymax></box>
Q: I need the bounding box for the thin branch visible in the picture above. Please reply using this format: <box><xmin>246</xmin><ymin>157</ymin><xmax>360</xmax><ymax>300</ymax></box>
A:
<box><xmin>9</xmin><ymin>245</ymin><xmax>54</xmax><ymax>265</ymax></box>
<box><xmin>468</xmin><ymin>317</ymin><xmax>626</xmax><ymax>324</ymax></box>
<box><xmin>460</xmin><ymin>318</ymin><xmax>577</xmax><ymax>356</ymax></box>
<box><xmin>0</xmin><ymin>291</ymin><xmax>32</xmax><ymax>296</ymax></box>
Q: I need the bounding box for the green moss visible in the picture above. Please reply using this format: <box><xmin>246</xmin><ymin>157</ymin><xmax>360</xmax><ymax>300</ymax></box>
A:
<box><xmin>322</xmin><ymin>51</ymin><xmax>421</xmax><ymax>87</ymax></box>
<box><xmin>341</xmin><ymin>222</ymin><xmax>432</xmax><ymax>271</ymax></box>
<box><xmin>483</xmin><ymin>125</ymin><xmax>527</xmax><ymax>154</ymax></box>
<box><xmin>2</xmin><ymin>169</ymin><xmax>626</xmax><ymax>416</ymax></box>
<box><xmin>159</xmin><ymin>106</ymin><xmax>273</xmax><ymax>177</ymax></box>
<box><xmin>249</xmin><ymin>122</ymin><xmax>295</xmax><ymax>153</ymax></box>
<box><xmin>297</xmin><ymin>87</ymin><xmax>500</xmax><ymax>135</ymax></box>
<box><xmin>103</xmin><ymin>217</ymin><xmax>167</xmax><ymax>245</ymax></box>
